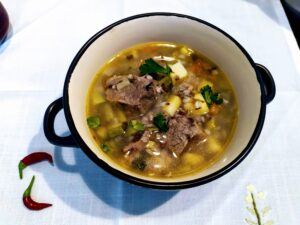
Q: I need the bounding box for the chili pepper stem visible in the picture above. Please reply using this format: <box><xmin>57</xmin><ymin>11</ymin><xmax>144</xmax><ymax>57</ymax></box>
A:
<box><xmin>24</xmin><ymin>176</ymin><xmax>35</xmax><ymax>197</ymax></box>
<box><xmin>18</xmin><ymin>161</ymin><xmax>26</xmax><ymax>179</ymax></box>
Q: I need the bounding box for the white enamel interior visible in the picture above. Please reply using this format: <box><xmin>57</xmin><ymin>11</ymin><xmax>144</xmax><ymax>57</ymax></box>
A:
<box><xmin>68</xmin><ymin>15</ymin><xmax>261</xmax><ymax>183</ymax></box>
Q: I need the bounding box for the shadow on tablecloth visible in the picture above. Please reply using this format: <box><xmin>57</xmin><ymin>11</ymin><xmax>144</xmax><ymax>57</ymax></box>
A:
<box><xmin>27</xmin><ymin>108</ymin><xmax>205</xmax><ymax>218</ymax></box>
<box><xmin>26</xmin><ymin>100</ymin><xmax>222</xmax><ymax>219</ymax></box>
<box><xmin>244</xmin><ymin>0</ymin><xmax>289</xmax><ymax>28</ymax></box>
<box><xmin>0</xmin><ymin>24</ymin><xmax>13</xmax><ymax>54</ymax></box>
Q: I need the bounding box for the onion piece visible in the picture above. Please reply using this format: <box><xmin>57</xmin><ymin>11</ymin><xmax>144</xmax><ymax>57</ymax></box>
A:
<box><xmin>153</xmin><ymin>56</ymin><xmax>176</xmax><ymax>62</ymax></box>
<box><xmin>195</xmin><ymin>101</ymin><xmax>201</xmax><ymax>109</ymax></box>
<box><xmin>116</xmin><ymin>78</ymin><xmax>130</xmax><ymax>90</ymax></box>
<box><xmin>168</xmin><ymin>61</ymin><xmax>188</xmax><ymax>79</ymax></box>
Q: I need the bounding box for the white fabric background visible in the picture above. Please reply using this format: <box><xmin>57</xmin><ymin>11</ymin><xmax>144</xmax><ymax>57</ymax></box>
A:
<box><xmin>0</xmin><ymin>0</ymin><xmax>299</xmax><ymax>224</ymax></box>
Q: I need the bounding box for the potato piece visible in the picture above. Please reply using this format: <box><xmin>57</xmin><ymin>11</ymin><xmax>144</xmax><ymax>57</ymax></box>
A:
<box><xmin>194</xmin><ymin>93</ymin><xmax>203</xmax><ymax>101</ymax></box>
<box><xmin>207</xmin><ymin>137</ymin><xmax>222</xmax><ymax>153</ymax></box>
<box><xmin>184</xmin><ymin>102</ymin><xmax>194</xmax><ymax>113</ymax></box>
<box><xmin>163</xmin><ymin>95</ymin><xmax>182</xmax><ymax>116</ymax></box>
<box><xmin>177</xmin><ymin>165</ymin><xmax>192</xmax><ymax>173</ymax></box>
<box><xmin>170</xmin><ymin>72</ymin><xmax>180</xmax><ymax>84</ymax></box>
<box><xmin>99</xmin><ymin>102</ymin><xmax>114</xmax><ymax>122</ymax></box>
<box><xmin>98</xmin><ymin>103</ymin><xmax>127</xmax><ymax>125</ymax></box>
<box><xmin>115</xmin><ymin>109</ymin><xmax>127</xmax><ymax>123</ymax></box>
<box><xmin>182</xmin><ymin>152</ymin><xmax>205</xmax><ymax>167</ymax></box>
<box><xmin>193</xmin><ymin>106</ymin><xmax>209</xmax><ymax>115</ymax></box>
<box><xmin>92</xmin><ymin>92</ymin><xmax>105</xmax><ymax>105</ymax></box>
<box><xmin>169</xmin><ymin>61</ymin><xmax>188</xmax><ymax>79</ymax></box>
<box><xmin>180</xmin><ymin>46</ymin><xmax>193</xmax><ymax>55</ymax></box>
<box><xmin>96</xmin><ymin>127</ymin><xmax>107</xmax><ymax>140</ymax></box>
<box><xmin>206</xmin><ymin>118</ymin><xmax>216</xmax><ymax>130</ymax></box>
<box><xmin>180</xmin><ymin>47</ymin><xmax>188</xmax><ymax>54</ymax></box>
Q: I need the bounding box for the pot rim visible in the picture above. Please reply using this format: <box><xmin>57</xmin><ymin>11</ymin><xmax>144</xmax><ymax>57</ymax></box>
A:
<box><xmin>62</xmin><ymin>12</ymin><xmax>266</xmax><ymax>189</ymax></box>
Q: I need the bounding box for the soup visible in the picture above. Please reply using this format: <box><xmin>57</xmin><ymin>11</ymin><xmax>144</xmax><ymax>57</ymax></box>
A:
<box><xmin>86</xmin><ymin>42</ymin><xmax>238</xmax><ymax>178</ymax></box>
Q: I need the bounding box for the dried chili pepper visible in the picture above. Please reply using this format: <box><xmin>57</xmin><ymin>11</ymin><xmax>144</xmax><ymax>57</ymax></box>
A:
<box><xmin>23</xmin><ymin>176</ymin><xmax>52</xmax><ymax>210</ymax></box>
<box><xmin>18</xmin><ymin>152</ymin><xmax>53</xmax><ymax>179</ymax></box>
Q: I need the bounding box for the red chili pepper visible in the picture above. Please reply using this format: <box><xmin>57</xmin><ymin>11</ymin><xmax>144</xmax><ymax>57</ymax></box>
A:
<box><xmin>23</xmin><ymin>176</ymin><xmax>52</xmax><ymax>210</ymax></box>
<box><xmin>18</xmin><ymin>152</ymin><xmax>53</xmax><ymax>179</ymax></box>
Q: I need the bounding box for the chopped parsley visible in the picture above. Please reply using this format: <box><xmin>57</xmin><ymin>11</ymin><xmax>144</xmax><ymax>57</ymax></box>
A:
<box><xmin>132</xmin><ymin>157</ymin><xmax>147</xmax><ymax>171</ymax></box>
<box><xmin>139</xmin><ymin>58</ymin><xmax>171</xmax><ymax>77</ymax></box>
<box><xmin>87</xmin><ymin>116</ymin><xmax>100</xmax><ymax>129</ymax></box>
<box><xmin>100</xmin><ymin>143</ymin><xmax>110</xmax><ymax>152</ymax></box>
<box><xmin>200</xmin><ymin>85</ymin><xmax>223</xmax><ymax>107</ymax></box>
<box><xmin>129</xmin><ymin>120</ymin><xmax>145</xmax><ymax>132</ymax></box>
<box><xmin>153</xmin><ymin>113</ymin><xmax>169</xmax><ymax>132</ymax></box>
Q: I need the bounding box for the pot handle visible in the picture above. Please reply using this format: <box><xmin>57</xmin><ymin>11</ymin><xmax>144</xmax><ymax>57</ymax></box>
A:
<box><xmin>256</xmin><ymin>63</ymin><xmax>276</xmax><ymax>104</ymax></box>
<box><xmin>43</xmin><ymin>97</ymin><xmax>78</xmax><ymax>147</ymax></box>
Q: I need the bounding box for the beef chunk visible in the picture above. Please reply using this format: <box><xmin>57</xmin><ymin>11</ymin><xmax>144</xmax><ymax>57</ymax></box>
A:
<box><xmin>123</xmin><ymin>130</ymin><xmax>151</xmax><ymax>153</ymax></box>
<box><xmin>123</xmin><ymin>130</ymin><xmax>151</xmax><ymax>167</ymax></box>
<box><xmin>123</xmin><ymin>130</ymin><xmax>175</xmax><ymax>174</ymax></box>
<box><xmin>141</xmin><ymin>111</ymin><xmax>155</xmax><ymax>128</ymax></box>
<box><xmin>105</xmin><ymin>75</ymin><xmax>158</xmax><ymax>113</ymax></box>
<box><xmin>194</xmin><ymin>114</ymin><xmax>212</xmax><ymax>125</ymax></box>
<box><xmin>165</xmin><ymin>112</ymin><xmax>206</xmax><ymax>156</ymax></box>
<box><xmin>174</xmin><ymin>83</ymin><xmax>194</xmax><ymax>98</ymax></box>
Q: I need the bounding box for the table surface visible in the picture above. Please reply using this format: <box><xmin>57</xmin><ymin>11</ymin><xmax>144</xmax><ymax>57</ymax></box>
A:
<box><xmin>1</xmin><ymin>0</ymin><xmax>300</xmax><ymax>224</ymax></box>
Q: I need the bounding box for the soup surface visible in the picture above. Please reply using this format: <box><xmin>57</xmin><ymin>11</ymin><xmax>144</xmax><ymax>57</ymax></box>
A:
<box><xmin>86</xmin><ymin>42</ymin><xmax>238</xmax><ymax>178</ymax></box>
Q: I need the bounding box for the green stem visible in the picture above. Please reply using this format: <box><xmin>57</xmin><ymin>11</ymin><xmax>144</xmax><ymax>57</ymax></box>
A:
<box><xmin>23</xmin><ymin>176</ymin><xmax>35</xmax><ymax>197</ymax></box>
<box><xmin>18</xmin><ymin>161</ymin><xmax>26</xmax><ymax>179</ymax></box>
<box><xmin>251</xmin><ymin>193</ymin><xmax>262</xmax><ymax>225</ymax></box>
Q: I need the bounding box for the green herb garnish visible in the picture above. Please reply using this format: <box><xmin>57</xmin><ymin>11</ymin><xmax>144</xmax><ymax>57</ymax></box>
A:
<box><xmin>125</xmin><ymin>120</ymin><xmax>145</xmax><ymax>137</ymax></box>
<box><xmin>139</xmin><ymin>58</ymin><xmax>171</xmax><ymax>77</ymax></box>
<box><xmin>129</xmin><ymin>120</ymin><xmax>145</xmax><ymax>132</ymax></box>
<box><xmin>200</xmin><ymin>85</ymin><xmax>223</xmax><ymax>107</ymax></box>
<box><xmin>87</xmin><ymin>116</ymin><xmax>100</xmax><ymax>129</ymax></box>
<box><xmin>100</xmin><ymin>143</ymin><xmax>110</xmax><ymax>152</ymax></box>
<box><xmin>132</xmin><ymin>157</ymin><xmax>147</xmax><ymax>171</ymax></box>
<box><xmin>153</xmin><ymin>113</ymin><xmax>169</xmax><ymax>132</ymax></box>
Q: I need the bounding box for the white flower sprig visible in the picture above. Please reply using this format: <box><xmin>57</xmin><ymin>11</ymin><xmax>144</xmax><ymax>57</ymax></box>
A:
<box><xmin>245</xmin><ymin>184</ymin><xmax>274</xmax><ymax>225</ymax></box>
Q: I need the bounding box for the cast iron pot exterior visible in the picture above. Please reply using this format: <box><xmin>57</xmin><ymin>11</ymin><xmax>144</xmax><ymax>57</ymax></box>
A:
<box><xmin>0</xmin><ymin>2</ymin><xmax>9</xmax><ymax>44</ymax></box>
<box><xmin>44</xmin><ymin>13</ymin><xmax>276</xmax><ymax>190</ymax></box>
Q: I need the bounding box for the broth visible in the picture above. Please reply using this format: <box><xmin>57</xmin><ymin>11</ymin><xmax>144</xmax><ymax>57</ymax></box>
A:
<box><xmin>86</xmin><ymin>42</ymin><xmax>238</xmax><ymax>178</ymax></box>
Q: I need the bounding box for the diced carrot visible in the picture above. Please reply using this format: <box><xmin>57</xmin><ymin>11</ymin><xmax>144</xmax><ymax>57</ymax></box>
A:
<box><xmin>143</xmin><ymin>46</ymin><xmax>158</xmax><ymax>54</ymax></box>
<box><xmin>201</xmin><ymin>61</ymin><xmax>213</xmax><ymax>70</ymax></box>
<box><xmin>209</xmin><ymin>74</ymin><xmax>217</xmax><ymax>82</ymax></box>
<box><xmin>190</xmin><ymin>60</ymin><xmax>212</xmax><ymax>76</ymax></box>
<box><xmin>209</xmin><ymin>104</ymin><xmax>220</xmax><ymax>115</ymax></box>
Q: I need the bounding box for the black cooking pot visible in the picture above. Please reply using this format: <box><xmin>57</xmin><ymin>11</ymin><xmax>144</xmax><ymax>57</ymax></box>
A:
<box><xmin>0</xmin><ymin>2</ymin><xmax>9</xmax><ymax>44</ymax></box>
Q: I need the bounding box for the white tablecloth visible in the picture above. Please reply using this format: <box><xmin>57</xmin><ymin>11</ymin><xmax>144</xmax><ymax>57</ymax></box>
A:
<box><xmin>1</xmin><ymin>0</ymin><xmax>300</xmax><ymax>224</ymax></box>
